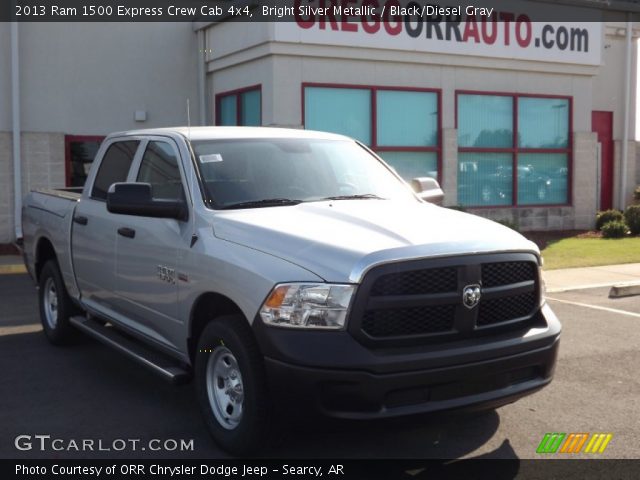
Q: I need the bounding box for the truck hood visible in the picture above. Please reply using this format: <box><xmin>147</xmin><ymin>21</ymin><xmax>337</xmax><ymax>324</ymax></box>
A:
<box><xmin>212</xmin><ymin>200</ymin><xmax>539</xmax><ymax>282</ymax></box>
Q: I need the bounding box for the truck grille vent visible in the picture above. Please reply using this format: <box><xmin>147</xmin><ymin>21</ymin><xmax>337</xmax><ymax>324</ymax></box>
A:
<box><xmin>371</xmin><ymin>267</ymin><xmax>457</xmax><ymax>296</ymax></box>
<box><xmin>352</xmin><ymin>255</ymin><xmax>541</xmax><ymax>346</ymax></box>
<box><xmin>482</xmin><ymin>261</ymin><xmax>536</xmax><ymax>287</ymax></box>
<box><xmin>477</xmin><ymin>292</ymin><xmax>537</xmax><ymax>326</ymax></box>
<box><xmin>362</xmin><ymin>305</ymin><xmax>455</xmax><ymax>337</ymax></box>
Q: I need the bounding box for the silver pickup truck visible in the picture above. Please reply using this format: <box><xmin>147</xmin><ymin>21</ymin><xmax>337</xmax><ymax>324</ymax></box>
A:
<box><xmin>22</xmin><ymin>127</ymin><xmax>560</xmax><ymax>454</ymax></box>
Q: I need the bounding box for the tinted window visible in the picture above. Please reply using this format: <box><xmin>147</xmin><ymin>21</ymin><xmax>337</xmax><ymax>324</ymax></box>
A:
<box><xmin>91</xmin><ymin>141</ymin><xmax>139</xmax><ymax>200</ymax></box>
<box><xmin>137</xmin><ymin>141</ymin><xmax>184</xmax><ymax>200</ymax></box>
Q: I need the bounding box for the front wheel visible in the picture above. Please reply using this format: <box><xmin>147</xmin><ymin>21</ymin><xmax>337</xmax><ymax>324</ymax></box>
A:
<box><xmin>195</xmin><ymin>315</ymin><xmax>274</xmax><ymax>455</ymax></box>
<box><xmin>38</xmin><ymin>260</ymin><xmax>80</xmax><ymax>345</ymax></box>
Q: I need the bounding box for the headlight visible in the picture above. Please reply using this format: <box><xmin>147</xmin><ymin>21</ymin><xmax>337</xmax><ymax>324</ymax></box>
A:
<box><xmin>260</xmin><ymin>283</ymin><xmax>356</xmax><ymax>329</ymax></box>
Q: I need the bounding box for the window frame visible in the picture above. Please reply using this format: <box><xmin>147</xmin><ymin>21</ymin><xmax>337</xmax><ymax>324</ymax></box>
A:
<box><xmin>302</xmin><ymin>83</ymin><xmax>442</xmax><ymax>185</ymax></box>
<box><xmin>134</xmin><ymin>139</ymin><xmax>187</xmax><ymax>201</ymax></box>
<box><xmin>215</xmin><ymin>85</ymin><xmax>262</xmax><ymax>126</ymax></box>
<box><xmin>455</xmin><ymin>90</ymin><xmax>573</xmax><ymax>208</ymax></box>
<box><xmin>89</xmin><ymin>139</ymin><xmax>141</xmax><ymax>202</ymax></box>
<box><xmin>65</xmin><ymin>135</ymin><xmax>106</xmax><ymax>187</ymax></box>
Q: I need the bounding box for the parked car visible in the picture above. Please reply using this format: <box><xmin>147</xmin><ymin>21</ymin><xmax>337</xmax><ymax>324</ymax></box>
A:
<box><xmin>22</xmin><ymin>127</ymin><xmax>560</xmax><ymax>455</ymax></box>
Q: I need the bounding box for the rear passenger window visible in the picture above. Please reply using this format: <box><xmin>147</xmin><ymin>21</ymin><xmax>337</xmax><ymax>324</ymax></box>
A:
<box><xmin>91</xmin><ymin>141</ymin><xmax>139</xmax><ymax>200</ymax></box>
<box><xmin>137</xmin><ymin>141</ymin><xmax>184</xmax><ymax>200</ymax></box>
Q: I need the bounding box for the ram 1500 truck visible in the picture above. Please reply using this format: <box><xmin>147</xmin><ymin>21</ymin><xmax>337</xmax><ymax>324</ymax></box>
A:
<box><xmin>22</xmin><ymin>127</ymin><xmax>560</xmax><ymax>454</ymax></box>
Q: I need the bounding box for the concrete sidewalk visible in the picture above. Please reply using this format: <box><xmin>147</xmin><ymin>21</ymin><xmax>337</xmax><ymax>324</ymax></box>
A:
<box><xmin>544</xmin><ymin>263</ymin><xmax>640</xmax><ymax>293</ymax></box>
<box><xmin>1</xmin><ymin>254</ymin><xmax>639</xmax><ymax>294</ymax></box>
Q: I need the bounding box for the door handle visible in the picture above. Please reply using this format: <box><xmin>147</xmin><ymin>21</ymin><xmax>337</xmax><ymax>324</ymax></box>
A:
<box><xmin>73</xmin><ymin>215</ymin><xmax>88</xmax><ymax>225</ymax></box>
<box><xmin>117</xmin><ymin>227</ymin><xmax>136</xmax><ymax>239</ymax></box>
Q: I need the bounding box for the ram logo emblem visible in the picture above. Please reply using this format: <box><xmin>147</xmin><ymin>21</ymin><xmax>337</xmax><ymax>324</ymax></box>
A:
<box><xmin>462</xmin><ymin>284</ymin><xmax>481</xmax><ymax>309</ymax></box>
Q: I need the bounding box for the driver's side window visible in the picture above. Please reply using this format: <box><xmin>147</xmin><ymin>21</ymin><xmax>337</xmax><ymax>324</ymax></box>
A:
<box><xmin>137</xmin><ymin>141</ymin><xmax>185</xmax><ymax>200</ymax></box>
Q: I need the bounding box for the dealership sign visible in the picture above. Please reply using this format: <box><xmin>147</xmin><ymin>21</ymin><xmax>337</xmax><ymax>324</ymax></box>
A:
<box><xmin>273</xmin><ymin>0</ymin><xmax>602</xmax><ymax>66</ymax></box>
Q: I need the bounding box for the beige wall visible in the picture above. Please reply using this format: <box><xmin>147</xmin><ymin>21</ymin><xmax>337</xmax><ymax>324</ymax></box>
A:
<box><xmin>0</xmin><ymin>22</ymin><xmax>201</xmax><ymax>243</ymax></box>
<box><xmin>0</xmin><ymin>22</ymin><xmax>200</xmax><ymax>134</ymax></box>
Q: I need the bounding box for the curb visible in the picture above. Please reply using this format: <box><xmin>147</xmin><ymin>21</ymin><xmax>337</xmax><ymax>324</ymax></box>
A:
<box><xmin>609</xmin><ymin>283</ymin><xmax>640</xmax><ymax>298</ymax></box>
<box><xmin>0</xmin><ymin>264</ymin><xmax>26</xmax><ymax>275</ymax></box>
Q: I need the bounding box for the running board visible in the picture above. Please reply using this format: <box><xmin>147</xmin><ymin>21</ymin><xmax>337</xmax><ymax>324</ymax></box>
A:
<box><xmin>70</xmin><ymin>316</ymin><xmax>191</xmax><ymax>385</ymax></box>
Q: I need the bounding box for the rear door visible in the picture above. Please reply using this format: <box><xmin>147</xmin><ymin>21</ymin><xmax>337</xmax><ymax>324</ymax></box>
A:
<box><xmin>72</xmin><ymin>138</ymin><xmax>142</xmax><ymax>315</ymax></box>
<box><xmin>111</xmin><ymin>137</ymin><xmax>192</xmax><ymax>350</ymax></box>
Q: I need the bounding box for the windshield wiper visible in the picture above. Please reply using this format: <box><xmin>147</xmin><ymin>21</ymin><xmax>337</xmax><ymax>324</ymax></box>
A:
<box><xmin>219</xmin><ymin>198</ymin><xmax>303</xmax><ymax>209</ymax></box>
<box><xmin>321</xmin><ymin>194</ymin><xmax>387</xmax><ymax>201</ymax></box>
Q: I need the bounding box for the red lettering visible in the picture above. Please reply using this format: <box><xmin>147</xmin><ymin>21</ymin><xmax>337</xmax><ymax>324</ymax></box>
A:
<box><xmin>361</xmin><ymin>0</ymin><xmax>380</xmax><ymax>34</ymax></box>
<box><xmin>499</xmin><ymin>12</ymin><xmax>515</xmax><ymax>45</ymax></box>
<box><xmin>383</xmin><ymin>0</ymin><xmax>402</xmax><ymax>35</ymax></box>
<box><xmin>294</xmin><ymin>0</ymin><xmax>314</xmax><ymax>28</ymax></box>
<box><xmin>341</xmin><ymin>0</ymin><xmax>358</xmax><ymax>31</ymax></box>
<box><xmin>462</xmin><ymin>16</ymin><xmax>480</xmax><ymax>43</ymax></box>
<box><xmin>515</xmin><ymin>14</ymin><xmax>532</xmax><ymax>47</ymax></box>
<box><xmin>481</xmin><ymin>13</ymin><xmax>498</xmax><ymax>44</ymax></box>
<box><xmin>319</xmin><ymin>0</ymin><xmax>339</xmax><ymax>30</ymax></box>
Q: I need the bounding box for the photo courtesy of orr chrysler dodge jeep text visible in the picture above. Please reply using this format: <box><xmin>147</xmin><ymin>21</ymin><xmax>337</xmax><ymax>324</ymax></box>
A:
<box><xmin>21</xmin><ymin>127</ymin><xmax>560</xmax><ymax>455</ymax></box>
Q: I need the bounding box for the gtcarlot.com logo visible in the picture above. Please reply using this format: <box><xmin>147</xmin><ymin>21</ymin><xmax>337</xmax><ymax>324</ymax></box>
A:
<box><xmin>14</xmin><ymin>435</ymin><xmax>194</xmax><ymax>452</ymax></box>
<box><xmin>537</xmin><ymin>433</ymin><xmax>613</xmax><ymax>454</ymax></box>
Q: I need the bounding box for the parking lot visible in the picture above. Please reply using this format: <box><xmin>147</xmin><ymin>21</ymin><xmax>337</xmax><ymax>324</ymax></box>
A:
<box><xmin>1</xmin><ymin>272</ymin><xmax>639</xmax><ymax>460</ymax></box>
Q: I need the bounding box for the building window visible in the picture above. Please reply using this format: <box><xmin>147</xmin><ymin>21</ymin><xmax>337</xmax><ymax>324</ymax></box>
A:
<box><xmin>216</xmin><ymin>86</ymin><xmax>261</xmax><ymax>126</ymax></box>
<box><xmin>456</xmin><ymin>92</ymin><xmax>571</xmax><ymax>207</ymax></box>
<box><xmin>303</xmin><ymin>84</ymin><xmax>441</xmax><ymax>181</ymax></box>
<box><xmin>65</xmin><ymin>136</ymin><xmax>105</xmax><ymax>187</ymax></box>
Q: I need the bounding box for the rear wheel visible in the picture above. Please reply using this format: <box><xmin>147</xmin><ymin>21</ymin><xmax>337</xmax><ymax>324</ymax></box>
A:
<box><xmin>38</xmin><ymin>260</ymin><xmax>80</xmax><ymax>345</ymax></box>
<box><xmin>195</xmin><ymin>315</ymin><xmax>274</xmax><ymax>455</ymax></box>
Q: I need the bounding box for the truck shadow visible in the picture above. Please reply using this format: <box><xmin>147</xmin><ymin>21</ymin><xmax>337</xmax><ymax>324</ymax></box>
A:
<box><xmin>0</xmin><ymin>330</ymin><xmax>517</xmax><ymax>465</ymax></box>
<box><xmin>266</xmin><ymin>409</ymin><xmax>513</xmax><ymax>460</ymax></box>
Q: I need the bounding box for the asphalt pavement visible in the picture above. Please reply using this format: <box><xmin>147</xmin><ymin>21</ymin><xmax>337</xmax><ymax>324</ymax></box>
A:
<box><xmin>0</xmin><ymin>270</ymin><xmax>639</xmax><ymax>460</ymax></box>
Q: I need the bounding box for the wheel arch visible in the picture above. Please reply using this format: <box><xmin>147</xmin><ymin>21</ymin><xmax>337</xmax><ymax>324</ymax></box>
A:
<box><xmin>188</xmin><ymin>292</ymin><xmax>249</xmax><ymax>363</ymax></box>
<box><xmin>34</xmin><ymin>236</ymin><xmax>57</xmax><ymax>281</ymax></box>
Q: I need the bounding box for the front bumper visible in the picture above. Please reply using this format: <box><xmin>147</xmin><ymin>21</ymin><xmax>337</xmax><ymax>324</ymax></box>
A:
<box><xmin>253</xmin><ymin>303</ymin><xmax>560</xmax><ymax>420</ymax></box>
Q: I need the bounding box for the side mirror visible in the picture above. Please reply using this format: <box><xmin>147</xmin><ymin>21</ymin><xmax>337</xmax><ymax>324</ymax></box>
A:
<box><xmin>107</xmin><ymin>182</ymin><xmax>188</xmax><ymax>221</ymax></box>
<box><xmin>411</xmin><ymin>177</ymin><xmax>444</xmax><ymax>205</ymax></box>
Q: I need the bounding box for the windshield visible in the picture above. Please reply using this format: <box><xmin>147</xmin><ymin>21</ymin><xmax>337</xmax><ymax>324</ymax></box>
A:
<box><xmin>191</xmin><ymin>138</ymin><xmax>417</xmax><ymax>209</ymax></box>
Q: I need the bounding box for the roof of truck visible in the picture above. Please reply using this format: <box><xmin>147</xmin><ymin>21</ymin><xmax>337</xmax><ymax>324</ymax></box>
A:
<box><xmin>108</xmin><ymin>126</ymin><xmax>352</xmax><ymax>142</ymax></box>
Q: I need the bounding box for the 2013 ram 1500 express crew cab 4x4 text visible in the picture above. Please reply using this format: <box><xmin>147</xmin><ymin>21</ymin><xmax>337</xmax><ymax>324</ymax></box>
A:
<box><xmin>22</xmin><ymin>127</ymin><xmax>560</xmax><ymax>454</ymax></box>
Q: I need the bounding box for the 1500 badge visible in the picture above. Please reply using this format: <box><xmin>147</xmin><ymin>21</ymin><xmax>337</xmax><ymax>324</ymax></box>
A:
<box><xmin>157</xmin><ymin>265</ymin><xmax>176</xmax><ymax>284</ymax></box>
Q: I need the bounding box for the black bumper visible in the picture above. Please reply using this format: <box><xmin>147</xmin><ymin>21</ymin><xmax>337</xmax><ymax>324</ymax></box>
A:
<box><xmin>253</xmin><ymin>303</ymin><xmax>560</xmax><ymax>420</ymax></box>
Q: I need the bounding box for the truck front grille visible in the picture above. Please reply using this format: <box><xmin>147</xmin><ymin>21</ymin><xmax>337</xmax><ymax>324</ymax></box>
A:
<box><xmin>351</xmin><ymin>254</ymin><xmax>541</xmax><ymax>347</ymax></box>
<box><xmin>371</xmin><ymin>267</ymin><xmax>457</xmax><ymax>296</ymax></box>
<box><xmin>362</xmin><ymin>305</ymin><xmax>455</xmax><ymax>338</ymax></box>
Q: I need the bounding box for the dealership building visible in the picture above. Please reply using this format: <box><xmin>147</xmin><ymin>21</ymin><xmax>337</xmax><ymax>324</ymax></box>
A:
<box><xmin>2</xmin><ymin>1</ymin><xmax>640</xmax><ymax>247</ymax></box>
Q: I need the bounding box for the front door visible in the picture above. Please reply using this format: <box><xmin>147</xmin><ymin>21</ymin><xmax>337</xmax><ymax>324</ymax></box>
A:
<box><xmin>112</xmin><ymin>138</ymin><xmax>191</xmax><ymax>351</ymax></box>
<box><xmin>592</xmin><ymin>111</ymin><xmax>614</xmax><ymax>211</ymax></box>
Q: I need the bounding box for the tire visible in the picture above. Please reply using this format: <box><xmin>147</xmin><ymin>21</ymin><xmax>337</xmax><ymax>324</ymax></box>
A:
<box><xmin>195</xmin><ymin>315</ymin><xmax>273</xmax><ymax>455</ymax></box>
<box><xmin>38</xmin><ymin>259</ymin><xmax>80</xmax><ymax>345</ymax></box>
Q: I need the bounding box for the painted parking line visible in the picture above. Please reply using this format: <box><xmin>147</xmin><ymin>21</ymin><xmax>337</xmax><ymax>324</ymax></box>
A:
<box><xmin>546</xmin><ymin>296</ymin><xmax>640</xmax><ymax>318</ymax></box>
<box><xmin>0</xmin><ymin>264</ymin><xmax>26</xmax><ymax>275</ymax></box>
<box><xmin>0</xmin><ymin>324</ymin><xmax>41</xmax><ymax>337</ymax></box>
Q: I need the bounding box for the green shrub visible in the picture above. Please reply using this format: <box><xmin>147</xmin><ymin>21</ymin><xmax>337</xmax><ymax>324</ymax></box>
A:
<box><xmin>595</xmin><ymin>209</ymin><xmax>624</xmax><ymax>231</ymax></box>
<box><xmin>601</xmin><ymin>220</ymin><xmax>628</xmax><ymax>239</ymax></box>
<box><xmin>634</xmin><ymin>186</ymin><xmax>640</xmax><ymax>203</ymax></box>
<box><xmin>624</xmin><ymin>205</ymin><xmax>640</xmax><ymax>235</ymax></box>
